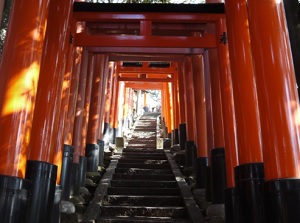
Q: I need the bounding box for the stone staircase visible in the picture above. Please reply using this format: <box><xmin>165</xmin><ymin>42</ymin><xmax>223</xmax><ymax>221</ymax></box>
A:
<box><xmin>81</xmin><ymin>113</ymin><xmax>204</xmax><ymax>223</ymax></box>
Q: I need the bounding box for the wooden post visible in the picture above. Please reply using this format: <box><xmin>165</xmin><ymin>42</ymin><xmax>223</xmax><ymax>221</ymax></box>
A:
<box><xmin>225</xmin><ymin>0</ymin><xmax>264</xmax><ymax>221</ymax></box>
<box><xmin>0</xmin><ymin>0</ymin><xmax>50</xmax><ymax>178</ymax></box>
<box><xmin>247</xmin><ymin>0</ymin><xmax>300</xmax><ymax>221</ymax></box>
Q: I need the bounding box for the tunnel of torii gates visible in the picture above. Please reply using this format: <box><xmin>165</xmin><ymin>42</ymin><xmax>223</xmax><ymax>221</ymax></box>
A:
<box><xmin>0</xmin><ymin>0</ymin><xmax>300</xmax><ymax>223</ymax></box>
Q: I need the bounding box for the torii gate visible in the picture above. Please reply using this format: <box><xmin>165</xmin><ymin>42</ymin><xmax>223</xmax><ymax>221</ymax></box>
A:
<box><xmin>0</xmin><ymin>1</ymin><xmax>299</xmax><ymax>223</ymax></box>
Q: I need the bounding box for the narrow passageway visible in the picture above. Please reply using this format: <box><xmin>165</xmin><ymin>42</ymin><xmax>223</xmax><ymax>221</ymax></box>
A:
<box><xmin>82</xmin><ymin>113</ymin><xmax>203</xmax><ymax>223</ymax></box>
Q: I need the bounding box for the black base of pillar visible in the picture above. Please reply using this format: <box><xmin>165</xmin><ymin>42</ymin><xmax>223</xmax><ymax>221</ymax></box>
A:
<box><xmin>97</xmin><ymin>139</ymin><xmax>104</xmax><ymax>166</ymax></box>
<box><xmin>225</xmin><ymin>187</ymin><xmax>239</xmax><ymax>223</ymax></box>
<box><xmin>179</xmin><ymin>123</ymin><xmax>187</xmax><ymax>150</ymax></box>
<box><xmin>185</xmin><ymin>141</ymin><xmax>195</xmax><ymax>168</ymax></box>
<box><xmin>210</xmin><ymin>148</ymin><xmax>227</xmax><ymax>204</ymax></box>
<box><xmin>25</xmin><ymin>160</ymin><xmax>57</xmax><ymax>223</ymax></box>
<box><xmin>85</xmin><ymin>143</ymin><xmax>99</xmax><ymax>172</ymax></box>
<box><xmin>0</xmin><ymin>175</ymin><xmax>31</xmax><ymax>223</ymax></box>
<box><xmin>235</xmin><ymin>162</ymin><xmax>264</xmax><ymax>223</ymax></box>
<box><xmin>50</xmin><ymin>185</ymin><xmax>62</xmax><ymax>223</ymax></box>
<box><xmin>60</xmin><ymin>144</ymin><xmax>74</xmax><ymax>201</ymax></box>
<box><xmin>167</xmin><ymin>132</ymin><xmax>172</xmax><ymax>139</ymax></box>
<box><xmin>103</xmin><ymin>122</ymin><xmax>110</xmax><ymax>140</ymax></box>
<box><xmin>264</xmin><ymin>178</ymin><xmax>300</xmax><ymax>223</ymax></box>
<box><xmin>195</xmin><ymin>157</ymin><xmax>208</xmax><ymax>189</ymax></box>
<box><xmin>79</xmin><ymin>156</ymin><xmax>87</xmax><ymax>187</ymax></box>
<box><xmin>174</xmin><ymin>128</ymin><xmax>179</xmax><ymax>144</ymax></box>
<box><xmin>205</xmin><ymin>166</ymin><xmax>211</xmax><ymax>201</ymax></box>
<box><xmin>70</xmin><ymin>163</ymin><xmax>80</xmax><ymax>197</ymax></box>
<box><xmin>112</xmin><ymin>128</ymin><xmax>118</xmax><ymax>144</ymax></box>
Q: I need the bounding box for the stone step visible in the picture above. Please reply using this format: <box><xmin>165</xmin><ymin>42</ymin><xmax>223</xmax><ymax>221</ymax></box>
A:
<box><xmin>126</xmin><ymin>142</ymin><xmax>157</xmax><ymax>146</ymax></box>
<box><xmin>107</xmin><ymin>187</ymin><xmax>181</xmax><ymax>196</ymax></box>
<box><xmin>122</xmin><ymin>151</ymin><xmax>165</xmax><ymax>155</ymax></box>
<box><xmin>121</xmin><ymin>154</ymin><xmax>167</xmax><ymax>159</ymax></box>
<box><xmin>125</xmin><ymin>145</ymin><xmax>157</xmax><ymax>148</ymax></box>
<box><xmin>117</xmin><ymin>163</ymin><xmax>171</xmax><ymax>169</ymax></box>
<box><xmin>133</xmin><ymin>129</ymin><xmax>157</xmax><ymax>132</ymax></box>
<box><xmin>113</xmin><ymin>173</ymin><xmax>175</xmax><ymax>181</ymax></box>
<box><xmin>118</xmin><ymin>159</ymin><xmax>169</xmax><ymax>165</ymax></box>
<box><xmin>110</xmin><ymin>180</ymin><xmax>178</xmax><ymax>188</ymax></box>
<box><xmin>100</xmin><ymin>206</ymin><xmax>187</xmax><ymax>218</ymax></box>
<box><xmin>128</xmin><ymin>139</ymin><xmax>156</xmax><ymax>142</ymax></box>
<box><xmin>103</xmin><ymin>195</ymin><xmax>183</xmax><ymax>206</ymax></box>
<box><xmin>123</xmin><ymin>146</ymin><xmax>158</xmax><ymax>150</ymax></box>
<box><xmin>115</xmin><ymin>168</ymin><xmax>173</xmax><ymax>175</ymax></box>
<box><xmin>96</xmin><ymin>216</ymin><xmax>191</xmax><ymax>223</ymax></box>
<box><xmin>123</xmin><ymin>148</ymin><xmax>164</xmax><ymax>153</ymax></box>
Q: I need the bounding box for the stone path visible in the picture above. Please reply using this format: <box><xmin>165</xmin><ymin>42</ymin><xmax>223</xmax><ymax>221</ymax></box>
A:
<box><xmin>81</xmin><ymin>113</ymin><xmax>204</xmax><ymax>223</ymax></box>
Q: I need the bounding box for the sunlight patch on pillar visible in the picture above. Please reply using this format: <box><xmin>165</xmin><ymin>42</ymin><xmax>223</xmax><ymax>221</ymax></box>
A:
<box><xmin>17</xmin><ymin>150</ymin><xmax>28</xmax><ymax>179</ymax></box>
<box><xmin>1</xmin><ymin>61</ymin><xmax>39</xmax><ymax>117</ymax></box>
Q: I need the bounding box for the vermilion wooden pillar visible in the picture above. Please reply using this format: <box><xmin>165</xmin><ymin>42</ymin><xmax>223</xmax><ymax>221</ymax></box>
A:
<box><xmin>208</xmin><ymin>49</ymin><xmax>224</xmax><ymax>151</ymax></box>
<box><xmin>192</xmin><ymin>55</ymin><xmax>209</xmax><ymax>189</ymax></box>
<box><xmin>122</xmin><ymin>87</ymin><xmax>130</xmax><ymax>133</ymax></box>
<box><xmin>161</xmin><ymin>85</ymin><xmax>166</xmax><ymax>135</ymax></box>
<box><xmin>53</xmin><ymin>19</ymin><xmax>80</xmax><ymax>184</ymax></box>
<box><xmin>214</xmin><ymin>18</ymin><xmax>238</xmax><ymax>205</ymax></box>
<box><xmin>183</xmin><ymin>56</ymin><xmax>196</xmax><ymax>142</ymax></box>
<box><xmin>85</xmin><ymin>54</ymin><xmax>106</xmax><ymax>172</ymax></box>
<box><xmin>247</xmin><ymin>0</ymin><xmax>300</xmax><ymax>221</ymax></box>
<box><xmin>205</xmin><ymin>0</ymin><xmax>221</xmax><ymax>156</ymax></box>
<box><xmin>192</xmin><ymin>55</ymin><xmax>207</xmax><ymax>158</ymax></box>
<box><xmin>72</xmin><ymin>49</ymin><xmax>89</xmax><ymax>164</ymax></box>
<box><xmin>127</xmin><ymin>88</ymin><xmax>134</xmax><ymax>129</ymax></box>
<box><xmin>182</xmin><ymin>56</ymin><xmax>196</xmax><ymax>168</ymax></box>
<box><xmin>0</xmin><ymin>0</ymin><xmax>50</xmax><ymax>221</ymax></box>
<box><xmin>103</xmin><ymin>62</ymin><xmax>114</xmax><ymax>147</ymax></box>
<box><xmin>0</xmin><ymin>0</ymin><xmax>50</xmax><ymax>178</ymax></box>
<box><xmin>96</xmin><ymin>55</ymin><xmax>109</xmax><ymax>142</ymax></box>
<box><xmin>109</xmin><ymin>66</ymin><xmax>118</xmax><ymax>144</ymax></box>
<box><xmin>63</xmin><ymin>47</ymin><xmax>82</xmax><ymax>146</ymax></box>
<box><xmin>26</xmin><ymin>0</ymin><xmax>75</xmax><ymax>221</ymax></box>
<box><xmin>112</xmin><ymin>81</ymin><xmax>121</xmax><ymax>139</ymax></box>
<box><xmin>72</xmin><ymin>51</ymin><xmax>94</xmax><ymax>198</ymax></box>
<box><xmin>59</xmin><ymin>46</ymin><xmax>82</xmax><ymax>201</ymax></box>
<box><xmin>53</xmin><ymin>45</ymin><xmax>75</xmax><ymax>184</ymax></box>
<box><xmin>172</xmin><ymin>68</ymin><xmax>180</xmax><ymax>145</ymax></box>
<box><xmin>168</xmin><ymin>82</ymin><xmax>174</xmax><ymax>135</ymax></box>
<box><xmin>79</xmin><ymin>54</ymin><xmax>95</xmax><ymax>159</ymax></box>
<box><xmin>114</xmin><ymin>81</ymin><xmax>124</xmax><ymax>138</ymax></box>
<box><xmin>177</xmin><ymin>63</ymin><xmax>186</xmax><ymax>124</ymax></box>
<box><xmin>225</xmin><ymin>0</ymin><xmax>264</xmax><ymax>222</ymax></box>
<box><xmin>177</xmin><ymin>63</ymin><xmax>187</xmax><ymax>150</ymax></box>
<box><xmin>205</xmin><ymin>0</ymin><xmax>227</xmax><ymax>207</ymax></box>
<box><xmin>86</xmin><ymin>54</ymin><xmax>105</xmax><ymax>145</ymax></box>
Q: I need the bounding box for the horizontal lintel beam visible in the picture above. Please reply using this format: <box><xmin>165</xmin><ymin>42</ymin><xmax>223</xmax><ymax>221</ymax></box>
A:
<box><xmin>117</xmin><ymin>67</ymin><xmax>176</xmax><ymax>74</ymax></box>
<box><xmin>75</xmin><ymin>33</ymin><xmax>216</xmax><ymax>48</ymax></box>
<box><xmin>118</xmin><ymin>77</ymin><xmax>172</xmax><ymax>82</ymax></box>
<box><xmin>109</xmin><ymin>54</ymin><xmax>184</xmax><ymax>62</ymax></box>
<box><xmin>124</xmin><ymin>82</ymin><xmax>164</xmax><ymax>90</ymax></box>
<box><xmin>74</xmin><ymin>12</ymin><xmax>225</xmax><ymax>23</ymax></box>
<box><xmin>94</xmin><ymin>47</ymin><xmax>204</xmax><ymax>55</ymax></box>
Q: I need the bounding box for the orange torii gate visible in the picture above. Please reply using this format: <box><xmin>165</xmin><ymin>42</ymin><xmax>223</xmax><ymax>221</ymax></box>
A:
<box><xmin>0</xmin><ymin>2</ymin><xmax>299</xmax><ymax>223</ymax></box>
<box><xmin>115</xmin><ymin>61</ymin><xmax>175</xmax><ymax>136</ymax></box>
